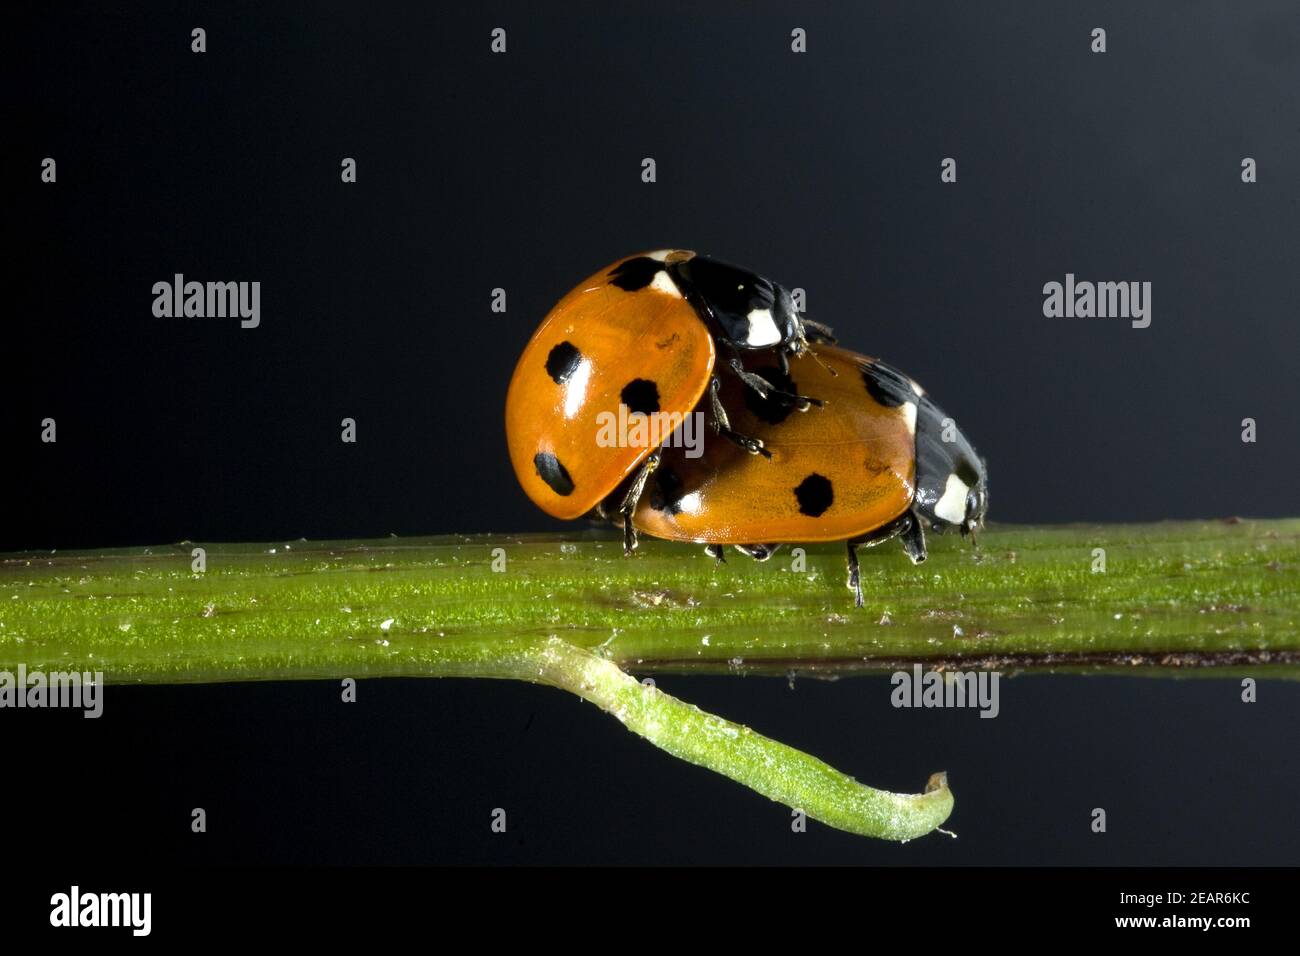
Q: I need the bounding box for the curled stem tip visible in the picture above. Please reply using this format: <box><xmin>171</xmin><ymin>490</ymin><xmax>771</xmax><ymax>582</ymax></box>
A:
<box><xmin>528</xmin><ymin>637</ymin><xmax>954</xmax><ymax>842</ymax></box>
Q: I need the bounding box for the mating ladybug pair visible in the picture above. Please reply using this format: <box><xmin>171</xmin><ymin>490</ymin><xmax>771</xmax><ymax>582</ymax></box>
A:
<box><xmin>505</xmin><ymin>250</ymin><xmax>988</xmax><ymax>607</ymax></box>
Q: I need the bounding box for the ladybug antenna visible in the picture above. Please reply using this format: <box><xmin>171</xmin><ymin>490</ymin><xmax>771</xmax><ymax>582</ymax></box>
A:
<box><xmin>801</xmin><ymin>339</ymin><xmax>838</xmax><ymax>377</ymax></box>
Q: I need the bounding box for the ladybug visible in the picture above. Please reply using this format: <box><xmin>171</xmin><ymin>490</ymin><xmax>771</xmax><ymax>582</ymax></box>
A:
<box><xmin>631</xmin><ymin>344</ymin><xmax>989</xmax><ymax>607</ymax></box>
<box><xmin>505</xmin><ymin>250</ymin><xmax>833</xmax><ymax>552</ymax></box>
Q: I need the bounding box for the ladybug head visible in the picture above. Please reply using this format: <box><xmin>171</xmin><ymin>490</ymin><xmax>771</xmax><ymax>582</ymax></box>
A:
<box><xmin>671</xmin><ymin>255</ymin><xmax>803</xmax><ymax>352</ymax></box>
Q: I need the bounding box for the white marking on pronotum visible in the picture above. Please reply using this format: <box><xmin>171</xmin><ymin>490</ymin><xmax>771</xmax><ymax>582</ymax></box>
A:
<box><xmin>900</xmin><ymin>401</ymin><xmax>918</xmax><ymax>435</ymax></box>
<box><xmin>934</xmin><ymin>473</ymin><xmax>970</xmax><ymax>524</ymax></box>
<box><xmin>650</xmin><ymin>270</ymin><xmax>682</xmax><ymax>297</ymax></box>
<box><xmin>744</xmin><ymin>308</ymin><xmax>782</xmax><ymax>346</ymax></box>
<box><xmin>647</xmin><ymin>249</ymin><xmax>672</xmax><ymax>261</ymax></box>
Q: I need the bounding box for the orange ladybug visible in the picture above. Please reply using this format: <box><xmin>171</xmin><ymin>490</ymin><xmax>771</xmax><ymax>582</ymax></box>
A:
<box><xmin>505</xmin><ymin>251</ymin><xmax>833</xmax><ymax>552</ymax></box>
<box><xmin>632</xmin><ymin>344</ymin><xmax>988</xmax><ymax>606</ymax></box>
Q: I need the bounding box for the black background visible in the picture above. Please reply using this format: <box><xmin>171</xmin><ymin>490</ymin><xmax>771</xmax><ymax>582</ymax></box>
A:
<box><xmin>8</xmin><ymin>2</ymin><xmax>1299</xmax><ymax>865</ymax></box>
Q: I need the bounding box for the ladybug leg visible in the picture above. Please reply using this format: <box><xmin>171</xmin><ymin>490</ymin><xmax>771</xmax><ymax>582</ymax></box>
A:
<box><xmin>735</xmin><ymin>544</ymin><xmax>781</xmax><ymax>562</ymax></box>
<box><xmin>704</xmin><ymin>544</ymin><xmax>727</xmax><ymax>564</ymax></box>
<box><xmin>900</xmin><ymin>511</ymin><xmax>928</xmax><ymax>565</ymax></box>
<box><xmin>960</xmin><ymin>511</ymin><xmax>983</xmax><ymax>548</ymax></box>
<box><xmin>707</xmin><ymin>376</ymin><xmax>773</xmax><ymax>459</ymax></box>
<box><xmin>617</xmin><ymin>451</ymin><xmax>660</xmax><ymax>555</ymax></box>
<box><xmin>726</xmin><ymin>356</ymin><xmax>823</xmax><ymax>410</ymax></box>
<box><xmin>846</xmin><ymin>542</ymin><xmax>864</xmax><ymax>608</ymax></box>
<box><xmin>843</xmin><ymin>514</ymin><xmax>919</xmax><ymax>607</ymax></box>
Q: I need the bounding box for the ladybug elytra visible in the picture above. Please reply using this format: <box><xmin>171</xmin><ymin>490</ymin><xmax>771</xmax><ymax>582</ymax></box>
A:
<box><xmin>633</xmin><ymin>344</ymin><xmax>988</xmax><ymax>607</ymax></box>
<box><xmin>505</xmin><ymin>251</ymin><xmax>832</xmax><ymax>552</ymax></box>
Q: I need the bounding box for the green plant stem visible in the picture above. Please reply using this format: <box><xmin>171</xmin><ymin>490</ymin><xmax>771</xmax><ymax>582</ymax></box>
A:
<box><xmin>527</xmin><ymin>636</ymin><xmax>952</xmax><ymax>840</ymax></box>
<box><xmin>2</xmin><ymin>519</ymin><xmax>1296</xmax><ymax>840</ymax></box>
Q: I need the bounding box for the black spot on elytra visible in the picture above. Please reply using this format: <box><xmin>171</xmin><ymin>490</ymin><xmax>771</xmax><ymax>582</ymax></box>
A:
<box><xmin>861</xmin><ymin>360</ymin><xmax>917</xmax><ymax>409</ymax></box>
<box><xmin>545</xmin><ymin>341</ymin><xmax>582</xmax><ymax>384</ymax></box>
<box><xmin>794</xmin><ymin>473</ymin><xmax>834</xmax><ymax>517</ymax></box>
<box><xmin>649</xmin><ymin>466</ymin><xmax>686</xmax><ymax>515</ymax></box>
<box><xmin>608</xmin><ymin>257</ymin><xmax>662</xmax><ymax>292</ymax></box>
<box><xmin>743</xmin><ymin>365</ymin><xmax>800</xmax><ymax>425</ymax></box>
<box><xmin>620</xmin><ymin>378</ymin><xmax>660</xmax><ymax>415</ymax></box>
<box><xmin>533</xmin><ymin>452</ymin><xmax>574</xmax><ymax>496</ymax></box>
